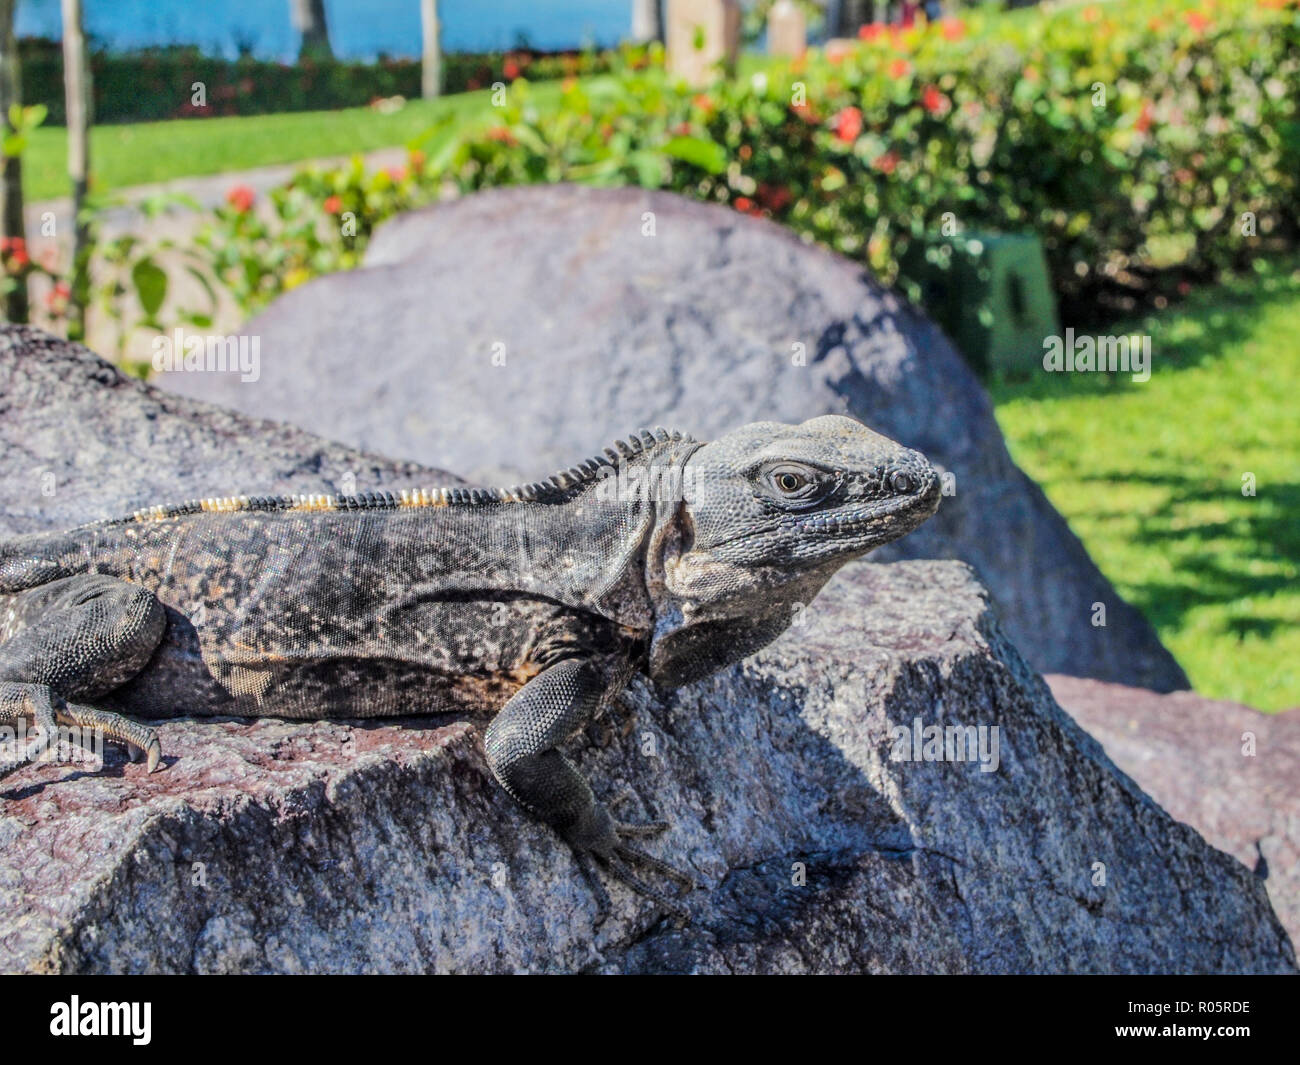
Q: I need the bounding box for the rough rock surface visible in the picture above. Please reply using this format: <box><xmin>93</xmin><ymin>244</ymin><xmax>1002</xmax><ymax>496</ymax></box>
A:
<box><xmin>0</xmin><ymin>328</ymin><xmax>1291</xmax><ymax>974</ymax></box>
<box><xmin>0</xmin><ymin>326</ymin><xmax>461</xmax><ymax>534</ymax></box>
<box><xmin>162</xmin><ymin>184</ymin><xmax>1187</xmax><ymax>693</ymax></box>
<box><xmin>1048</xmin><ymin>674</ymin><xmax>1300</xmax><ymax>950</ymax></box>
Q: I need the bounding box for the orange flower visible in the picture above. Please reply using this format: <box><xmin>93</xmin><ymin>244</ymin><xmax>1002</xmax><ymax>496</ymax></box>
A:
<box><xmin>939</xmin><ymin>18</ymin><xmax>965</xmax><ymax>42</ymax></box>
<box><xmin>486</xmin><ymin>126</ymin><xmax>518</xmax><ymax>145</ymax></box>
<box><xmin>225</xmin><ymin>184</ymin><xmax>255</xmax><ymax>212</ymax></box>
<box><xmin>1082</xmin><ymin>5</ymin><xmax>1102</xmax><ymax>22</ymax></box>
<box><xmin>888</xmin><ymin>58</ymin><xmax>912</xmax><ymax>79</ymax></box>
<box><xmin>792</xmin><ymin>102</ymin><xmax>819</xmax><ymax>123</ymax></box>
<box><xmin>834</xmin><ymin>106</ymin><xmax>863</xmax><ymax>143</ymax></box>
<box><xmin>1184</xmin><ymin>10</ymin><xmax>1211</xmax><ymax>32</ymax></box>
<box><xmin>503</xmin><ymin>59</ymin><xmax>521</xmax><ymax>80</ymax></box>
<box><xmin>1135</xmin><ymin>101</ymin><xmax>1153</xmax><ymax>134</ymax></box>
<box><xmin>409</xmin><ymin>148</ymin><xmax>426</xmax><ymax>170</ymax></box>
<box><xmin>858</xmin><ymin>23</ymin><xmax>885</xmax><ymax>42</ymax></box>
<box><xmin>693</xmin><ymin>94</ymin><xmax>715</xmax><ymax>113</ymax></box>
<box><xmin>733</xmin><ymin>196</ymin><xmax>754</xmax><ymax>213</ymax></box>
<box><xmin>323</xmin><ymin>195</ymin><xmax>342</xmax><ymax>214</ymax></box>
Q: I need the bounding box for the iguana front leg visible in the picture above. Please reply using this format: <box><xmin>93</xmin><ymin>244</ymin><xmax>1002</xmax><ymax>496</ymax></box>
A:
<box><xmin>0</xmin><ymin>574</ymin><xmax>166</xmax><ymax>778</ymax></box>
<box><xmin>484</xmin><ymin>657</ymin><xmax>697</xmax><ymax>921</ymax></box>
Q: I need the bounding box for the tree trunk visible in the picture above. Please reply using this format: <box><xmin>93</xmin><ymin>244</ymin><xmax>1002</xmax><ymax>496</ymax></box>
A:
<box><xmin>421</xmin><ymin>0</ymin><xmax>441</xmax><ymax>99</ymax></box>
<box><xmin>0</xmin><ymin>0</ymin><xmax>27</xmax><ymax>323</ymax></box>
<box><xmin>631</xmin><ymin>0</ymin><xmax>664</xmax><ymax>44</ymax></box>
<box><xmin>62</xmin><ymin>0</ymin><xmax>91</xmax><ymax>341</ymax></box>
<box><xmin>291</xmin><ymin>0</ymin><xmax>333</xmax><ymax>61</ymax></box>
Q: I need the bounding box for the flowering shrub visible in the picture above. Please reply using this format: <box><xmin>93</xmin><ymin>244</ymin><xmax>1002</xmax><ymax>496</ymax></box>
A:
<box><xmin>192</xmin><ymin>149</ymin><xmax>434</xmax><ymax>315</ymax></box>
<box><xmin>12</xmin><ymin>0</ymin><xmax>1298</xmax><ymax>348</ymax></box>
<box><xmin>195</xmin><ymin>0</ymin><xmax>1298</xmax><ymax>323</ymax></box>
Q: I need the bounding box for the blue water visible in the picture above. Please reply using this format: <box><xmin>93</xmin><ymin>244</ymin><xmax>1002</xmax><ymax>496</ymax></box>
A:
<box><xmin>16</xmin><ymin>0</ymin><xmax>633</xmax><ymax>59</ymax></box>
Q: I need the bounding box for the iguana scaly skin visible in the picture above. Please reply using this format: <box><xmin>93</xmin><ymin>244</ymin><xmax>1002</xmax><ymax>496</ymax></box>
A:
<box><xmin>0</xmin><ymin>415</ymin><xmax>940</xmax><ymax>918</ymax></box>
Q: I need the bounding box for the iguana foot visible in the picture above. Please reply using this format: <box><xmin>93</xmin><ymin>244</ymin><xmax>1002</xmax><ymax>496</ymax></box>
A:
<box><xmin>0</xmin><ymin>685</ymin><xmax>163</xmax><ymax>777</ymax></box>
<box><xmin>0</xmin><ymin>574</ymin><xmax>166</xmax><ymax>780</ymax></box>
<box><xmin>572</xmin><ymin>813</ymin><xmax>700</xmax><ymax>925</ymax></box>
<box><xmin>59</xmin><ymin>702</ymin><xmax>163</xmax><ymax>772</ymax></box>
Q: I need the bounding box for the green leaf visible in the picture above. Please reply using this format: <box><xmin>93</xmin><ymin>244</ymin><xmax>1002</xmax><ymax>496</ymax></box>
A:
<box><xmin>131</xmin><ymin>258</ymin><xmax>168</xmax><ymax>317</ymax></box>
<box><xmin>660</xmin><ymin>135</ymin><xmax>727</xmax><ymax>175</ymax></box>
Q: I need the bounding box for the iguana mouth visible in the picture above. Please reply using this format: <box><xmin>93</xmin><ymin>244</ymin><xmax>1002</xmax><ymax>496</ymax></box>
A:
<box><xmin>783</xmin><ymin>492</ymin><xmax>936</xmax><ymax>534</ymax></box>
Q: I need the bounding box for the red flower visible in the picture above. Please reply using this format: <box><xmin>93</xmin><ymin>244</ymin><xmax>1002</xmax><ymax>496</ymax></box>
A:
<box><xmin>733</xmin><ymin>196</ymin><xmax>754</xmax><ymax>213</ymax></box>
<box><xmin>922</xmin><ymin>85</ymin><xmax>949</xmax><ymax>116</ymax></box>
<box><xmin>1135</xmin><ymin>101</ymin><xmax>1153</xmax><ymax>134</ymax></box>
<box><xmin>834</xmin><ymin>106</ymin><xmax>863</xmax><ymax>143</ymax></box>
<box><xmin>486</xmin><ymin>126</ymin><xmax>518</xmax><ymax>145</ymax></box>
<box><xmin>6</xmin><ymin>236</ymin><xmax>30</xmax><ymax>266</ymax></box>
<box><xmin>873</xmin><ymin>150</ymin><xmax>900</xmax><ymax>175</ymax></box>
<box><xmin>1184</xmin><ymin>10</ymin><xmax>1211</xmax><ymax>32</ymax></box>
<box><xmin>503</xmin><ymin>59</ymin><xmax>521</xmax><ymax>80</ymax></box>
<box><xmin>225</xmin><ymin>184</ymin><xmax>255</xmax><ymax>212</ymax></box>
<box><xmin>858</xmin><ymin>23</ymin><xmax>885</xmax><ymax>42</ymax></box>
<box><xmin>387</xmin><ymin>166</ymin><xmax>407</xmax><ymax>182</ymax></box>
<box><xmin>693</xmin><ymin>94</ymin><xmax>715</xmax><ymax>113</ymax></box>
<box><xmin>757</xmin><ymin>183</ymin><xmax>793</xmax><ymax>211</ymax></box>
<box><xmin>939</xmin><ymin>18</ymin><xmax>965</xmax><ymax>42</ymax></box>
<box><xmin>323</xmin><ymin>195</ymin><xmax>342</xmax><ymax>214</ymax></box>
<box><xmin>46</xmin><ymin>280</ymin><xmax>71</xmax><ymax>309</ymax></box>
<box><xmin>888</xmin><ymin>58</ymin><xmax>912</xmax><ymax>79</ymax></box>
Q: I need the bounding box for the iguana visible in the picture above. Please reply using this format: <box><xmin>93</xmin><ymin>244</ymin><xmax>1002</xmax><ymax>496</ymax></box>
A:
<box><xmin>0</xmin><ymin>415</ymin><xmax>940</xmax><ymax>918</ymax></box>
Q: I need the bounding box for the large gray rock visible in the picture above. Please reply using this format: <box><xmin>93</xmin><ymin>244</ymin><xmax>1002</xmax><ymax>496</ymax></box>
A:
<box><xmin>162</xmin><ymin>185</ymin><xmax>1187</xmax><ymax>692</ymax></box>
<box><xmin>1</xmin><ymin>328</ymin><xmax>1291</xmax><ymax>974</ymax></box>
<box><xmin>1048</xmin><ymin>674</ymin><xmax>1300</xmax><ymax>950</ymax></box>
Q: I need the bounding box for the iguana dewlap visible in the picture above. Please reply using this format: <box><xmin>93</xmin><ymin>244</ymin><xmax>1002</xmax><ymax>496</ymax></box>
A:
<box><xmin>0</xmin><ymin>416</ymin><xmax>940</xmax><ymax>918</ymax></box>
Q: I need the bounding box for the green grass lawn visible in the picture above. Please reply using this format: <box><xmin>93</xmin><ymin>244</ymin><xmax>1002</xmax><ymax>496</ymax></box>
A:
<box><xmin>25</xmin><ymin>79</ymin><xmax>575</xmax><ymax>202</ymax></box>
<box><xmin>990</xmin><ymin>256</ymin><xmax>1300</xmax><ymax>710</ymax></box>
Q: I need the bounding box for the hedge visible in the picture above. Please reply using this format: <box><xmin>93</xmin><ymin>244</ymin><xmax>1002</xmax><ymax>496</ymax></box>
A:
<box><xmin>18</xmin><ymin>38</ymin><xmax>619</xmax><ymax>125</ymax></box>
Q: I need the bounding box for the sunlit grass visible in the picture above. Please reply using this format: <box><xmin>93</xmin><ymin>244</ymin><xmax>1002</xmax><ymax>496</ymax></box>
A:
<box><xmin>991</xmin><ymin>256</ymin><xmax>1300</xmax><ymax>710</ymax></box>
<box><xmin>25</xmin><ymin>79</ymin><xmax>577</xmax><ymax>202</ymax></box>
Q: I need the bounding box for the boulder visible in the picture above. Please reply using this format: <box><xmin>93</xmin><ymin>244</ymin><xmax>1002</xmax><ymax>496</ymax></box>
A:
<box><xmin>162</xmin><ymin>185</ymin><xmax>1188</xmax><ymax>693</ymax></box>
<box><xmin>1</xmin><ymin>328</ymin><xmax>1291</xmax><ymax>974</ymax></box>
<box><xmin>1048</xmin><ymin>674</ymin><xmax>1300</xmax><ymax>949</ymax></box>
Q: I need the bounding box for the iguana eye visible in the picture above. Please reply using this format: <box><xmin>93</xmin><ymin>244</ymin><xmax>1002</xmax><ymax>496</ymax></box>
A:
<box><xmin>760</xmin><ymin>463</ymin><xmax>832</xmax><ymax>507</ymax></box>
<box><xmin>890</xmin><ymin>471</ymin><xmax>913</xmax><ymax>494</ymax></box>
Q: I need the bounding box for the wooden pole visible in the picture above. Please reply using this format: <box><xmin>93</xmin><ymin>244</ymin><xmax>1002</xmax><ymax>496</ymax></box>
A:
<box><xmin>62</xmin><ymin>0</ymin><xmax>91</xmax><ymax>341</ymax></box>
<box><xmin>421</xmin><ymin>0</ymin><xmax>442</xmax><ymax>99</ymax></box>
<box><xmin>0</xmin><ymin>0</ymin><xmax>28</xmax><ymax>323</ymax></box>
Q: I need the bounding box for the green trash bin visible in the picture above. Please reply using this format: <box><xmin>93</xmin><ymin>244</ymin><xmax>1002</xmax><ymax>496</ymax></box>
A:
<box><xmin>898</xmin><ymin>231</ymin><xmax>1059</xmax><ymax>377</ymax></box>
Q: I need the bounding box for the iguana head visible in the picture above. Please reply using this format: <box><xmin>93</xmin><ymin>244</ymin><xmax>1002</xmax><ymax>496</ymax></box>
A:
<box><xmin>646</xmin><ymin>414</ymin><xmax>941</xmax><ymax>687</ymax></box>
